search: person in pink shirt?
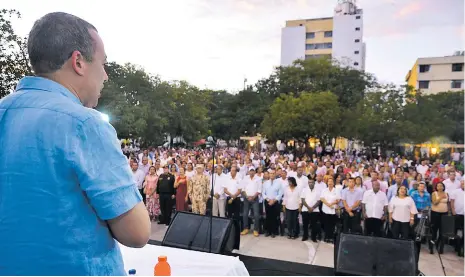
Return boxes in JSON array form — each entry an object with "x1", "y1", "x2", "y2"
[{"x1": 364, "y1": 172, "x2": 388, "y2": 193}]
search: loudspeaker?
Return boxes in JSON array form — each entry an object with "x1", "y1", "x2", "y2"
[
  {"x1": 162, "y1": 211, "x2": 238, "y2": 254},
  {"x1": 335, "y1": 233, "x2": 417, "y2": 276}
]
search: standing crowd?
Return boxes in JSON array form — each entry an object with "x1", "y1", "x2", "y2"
[{"x1": 127, "y1": 146, "x2": 464, "y2": 257}]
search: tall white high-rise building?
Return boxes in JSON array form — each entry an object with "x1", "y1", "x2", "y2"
[{"x1": 280, "y1": 0, "x2": 366, "y2": 70}]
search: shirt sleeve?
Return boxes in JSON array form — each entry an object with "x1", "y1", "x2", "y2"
[
  {"x1": 409, "y1": 197, "x2": 419, "y2": 214},
  {"x1": 388, "y1": 198, "x2": 395, "y2": 213},
  {"x1": 70, "y1": 115, "x2": 142, "y2": 221},
  {"x1": 362, "y1": 191, "x2": 368, "y2": 204}
]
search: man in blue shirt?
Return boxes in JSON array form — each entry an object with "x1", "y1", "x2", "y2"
[
  {"x1": 0, "y1": 12, "x2": 150, "y2": 275},
  {"x1": 262, "y1": 171, "x2": 283, "y2": 237}
]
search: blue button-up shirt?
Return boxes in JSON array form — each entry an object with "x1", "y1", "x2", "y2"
[
  {"x1": 410, "y1": 190, "x2": 431, "y2": 211},
  {"x1": 387, "y1": 184, "x2": 398, "y2": 202},
  {"x1": 0, "y1": 77, "x2": 142, "y2": 275},
  {"x1": 262, "y1": 179, "x2": 283, "y2": 201}
]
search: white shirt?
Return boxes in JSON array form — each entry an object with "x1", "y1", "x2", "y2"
[
  {"x1": 388, "y1": 196, "x2": 418, "y2": 223},
  {"x1": 320, "y1": 187, "x2": 340, "y2": 214},
  {"x1": 132, "y1": 169, "x2": 146, "y2": 189},
  {"x1": 301, "y1": 187, "x2": 320, "y2": 213},
  {"x1": 362, "y1": 189, "x2": 388, "y2": 219},
  {"x1": 295, "y1": 175, "x2": 309, "y2": 191},
  {"x1": 283, "y1": 186, "x2": 301, "y2": 210},
  {"x1": 350, "y1": 171, "x2": 360, "y2": 178},
  {"x1": 444, "y1": 178, "x2": 461, "y2": 193},
  {"x1": 287, "y1": 170, "x2": 297, "y2": 179},
  {"x1": 314, "y1": 181, "x2": 327, "y2": 196},
  {"x1": 241, "y1": 175, "x2": 262, "y2": 197},
  {"x1": 186, "y1": 170, "x2": 195, "y2": 179},
  {"x1": 211, "y1": 173, "x2": 227, "y2": 199},
  {"x1": 224, "y1": 174, "x2": 242, "y2": 197},
  {"x1": 451, "y1": 188, "x2": 464, "y2": 215},
  {"x1": 416, "y1": 164, "x2": 429, "y2": 176}
]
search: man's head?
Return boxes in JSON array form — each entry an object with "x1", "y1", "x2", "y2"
[
  {"x1": 348, "y1": 177, "x2": 355, "y2": 188},
  {"x1": 215, "y1": 165, "x2": 223, "y2": 175},
  {"x1": 131, "y1": 162, "x2": 138, "y2": 171},
  {"x1": 196, "y1": 164, "x2": 204, "y2": 174},
  {"x1": 163, "y1": 165, "x2": 169, "y2": 174},
  {"x1": 370, "y1": 171, "x2": 378, "y2": 181},
  {"x1": 418, "y1": 181, "x2": 426, "y2": 192},
  {"x1": 449, "y1": 171, "x2": 456, "y2": 181},
  {"x1": 230, "y1": 166, "x2": 237, "y2": 177},
  {"x1": 308, "y1": 179, "x2": 315, "y2": 190},
  {"x1": 28, "y1": 12, "x2": 108, "y2": 108},
  {"x1": 142, "y1": 156, "x2": 148, "y2": 165},
  {"x1": 316, "y1": 174, "x2": 323, "y2": 182},
  {"x1": 297, "y1": 166, "x2": 303, "y2": 176}
]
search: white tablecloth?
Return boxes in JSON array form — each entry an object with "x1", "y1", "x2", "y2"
[{"x1": 120, "y1": 244, "x2": 249, "y2": 276}]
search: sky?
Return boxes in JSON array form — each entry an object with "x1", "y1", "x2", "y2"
[{"x1": 4, "y1": 0, "x2": 464, "y2": 92}]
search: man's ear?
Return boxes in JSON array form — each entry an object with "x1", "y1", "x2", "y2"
[{"x1": 70, "y1": 50, "x2": 86, "y2": 76}]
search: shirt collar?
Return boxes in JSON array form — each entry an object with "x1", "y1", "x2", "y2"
[{"x1": 15, "y1": 76, "x2": 82, "y2": 106}]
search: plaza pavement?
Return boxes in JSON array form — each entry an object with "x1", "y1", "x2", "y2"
[{"x1": 150, "y1": 222, "x2": 464, "y2": 276}]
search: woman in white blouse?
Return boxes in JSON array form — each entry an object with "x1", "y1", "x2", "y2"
[
  {"x1": 389, "y1": 186, "x2": 418, "y2": 239},
  {"x1": 320, "y1": 177, "x2": 340, "y2": 243},
  {"x1": 282, "y1": 177, "x2": 300, "y2": 239}
]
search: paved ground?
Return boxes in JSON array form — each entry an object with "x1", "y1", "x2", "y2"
[{"x1": 150, "y1": 222, "x2": 464, "y2": 276}]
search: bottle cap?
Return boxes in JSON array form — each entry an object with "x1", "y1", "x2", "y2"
[
  {"x1": 158, "y1": 255, "x2": 167, "y2": 262},
  {"x1": 128, "y1": 269, "x2": 136, "y2": 275}
]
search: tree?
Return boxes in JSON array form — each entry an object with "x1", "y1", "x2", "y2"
[
  {"x1": 0, "y1": 9, "x2": 32, "y2": 98},
  {"x1": 261, "y1": 91, "x2": 341, "y2": 145},
  {"x1": 255, "y1": 58, "x2": 375, "y2": 108}
]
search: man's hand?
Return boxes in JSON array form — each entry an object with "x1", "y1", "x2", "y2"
[
  {"x1": 349, "y1": 211, "x2": 354, "y2": 217},
  {"x1": 309, "y1": 207, "x2": 313, "y2": 213},
  {"x1": 363, "y1": 213, "x2": 367, "y2": 220},
  {"x1": 214, "y1": 193, "x2": 220, "y2": 199},
  {"x1": 247, "y1": 196, "x2": 253, "y2": 201},
  {"x1": 228, "y1": 199, "x2": 233, "y2": 204},
  {"x1": 409, "y1": 218, "x2": 414, "y2": 226},
  {"x1": 381, "y1": 215, "x2": 386, "y2": 221},
  {"x1": 171, "y1": 195, "x2": 175, "y2": 199}
]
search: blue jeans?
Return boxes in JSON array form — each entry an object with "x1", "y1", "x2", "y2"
[{"x1": 243, "y1": 199, "x2": 260, "y2": 231}]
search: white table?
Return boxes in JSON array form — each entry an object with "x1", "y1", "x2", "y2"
[{"x1": 120, "y1": 243, "x2": 249, "y2": 276}]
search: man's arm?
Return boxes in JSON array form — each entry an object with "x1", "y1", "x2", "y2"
[{"x1": 72, "y1": 115, "x2": 150, "y2": 248}]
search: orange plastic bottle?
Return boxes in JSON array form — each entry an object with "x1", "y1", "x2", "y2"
[{"x1": 154, "y1": 255, "x2": 171, "y2": 276}]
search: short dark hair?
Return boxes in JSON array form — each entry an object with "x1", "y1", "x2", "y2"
[{"x1": 28, "y1": 12, "x2": 97, "y2": 75}]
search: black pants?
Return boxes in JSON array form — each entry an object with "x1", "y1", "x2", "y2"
[
  {"x1": 139, "y1": 188, "x2": 146, "y2": 204},
  {"x1": 159, "y1": 193, "x2": 173, "y2": 225},
  {"x1": 323, "y1": 213, "x2": 337, "y2": 240},
  {"x1": 391, "y1": 220, "x2": 410, "y2": 239},
  {"x1": 286, "y1": 209, "x2": 298, "y2": 237},
  {"x1": 302, "y1": 211, "x2": 321, "y2": 240},
  {"x1": 227, "y1": 197, "x2": 241, "y2": 249},
  {"x1": 364, "y1": 218, "x2": 383, "y2": 237},
  {"x1": 343, "y1": 211, "x2": 362, "y2": 234},
  {"x1": 431, "y1": 211, "x2": 447, "y2": 241},
  {"x1": 265, "y1": 201, "x2": 280, "y2": 235}
]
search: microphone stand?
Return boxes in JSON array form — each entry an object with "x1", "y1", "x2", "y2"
[{"x1": 208, "y1": 137, "x2": 216, "y2": 253}]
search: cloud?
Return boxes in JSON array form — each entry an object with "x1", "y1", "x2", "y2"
[{"x1": 394, "y1": 1, "x2": 423, "y2": 18}]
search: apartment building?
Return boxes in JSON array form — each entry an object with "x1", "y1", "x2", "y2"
[
  {"x1": 280, "y1": 0, "x2": 366, "y2": 70},
  {"x1": 405, "y1": 52, "x2": 465, "y2": 94}
]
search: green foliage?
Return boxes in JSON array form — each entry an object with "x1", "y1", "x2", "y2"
[
  {"x1": 0, "y1": 9, "x2": 32, "y2": 98},
  {"x1": 261, "y1": 92, "x2": 340, "y2": 142}
]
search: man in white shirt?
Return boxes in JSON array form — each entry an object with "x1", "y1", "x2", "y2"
[
  {"x1": 451, "y1": 180, "x2": 464, "y2": 256},
  {"x1": 444, "y1": 172, "x2": 461, "y2": 193},
  {"x1": 416, "y1": 159, "x2": 429, "y2": 176},
  {"x1": 295, "y1": 167, "x2": 309, "y2": 192},
  {"x1": 224, "y1": 166, "x2": 242, "y2": 220},
  {"x1": 316, "y1": 161, "x2": 327, "y2": 176},
  {"x1": 314, "y1": 174, "x2": 327, "y2": 196},
  {"x1": 301, "y1": 179, "x2": 321, "y2": 242},
  {"x1": 131, "y1": 161, "x2": 146, "y2": 204},
  {"x1": 362, "y1": 181, "x2": 388, "y2": 237},
  {"x1": 240, "y1": 167, "x2": 262, "y2": 237},
  {"x1": 211, "y1": 165, "x2": 227, "y2": 217}
]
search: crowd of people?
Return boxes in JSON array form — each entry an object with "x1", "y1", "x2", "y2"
[{"x1": 127, "y1": 146, "x2": 464, "y2": 257}]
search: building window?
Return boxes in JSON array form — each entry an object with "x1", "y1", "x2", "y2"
[
  {"x1": 419, "y1": 64, "x2": 430, "y2": 73},
  {"x1": 356, "y1": 15, "x2": 361, "y2": 19},
  {"x1": 306, "y1": 43, "x2": 332, "y2": 50},
  {"x1": 452, "y1": 63, "x2": 464, "y2": 72},
  {"x1": 355, "y1": 39, "x2": 360, "y2": 43},
  {"x1": 354, "y1": 62, "x2": 359, "y2": 66},
  {"x1": 451, "y1": 80, "x2": 463, "y2": 89},
  {"x1": 418, "y1": 81, "x2": 430, "y2": 89},
  {"x1": 306, "y1": 32, "x2": 315, "y2": 39},
  {"x1": 354, "y1": 50, "x2": 359, "y2": 54},
  {"x1": 324, "y1": 31, "x2": 333, "y2": 37},
  {"x1": 355, "y1": 27, "x2": 360, "y2": 31},
  {"x1": 306, "y1": 54, "x2": 331, "y2": 60}
]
